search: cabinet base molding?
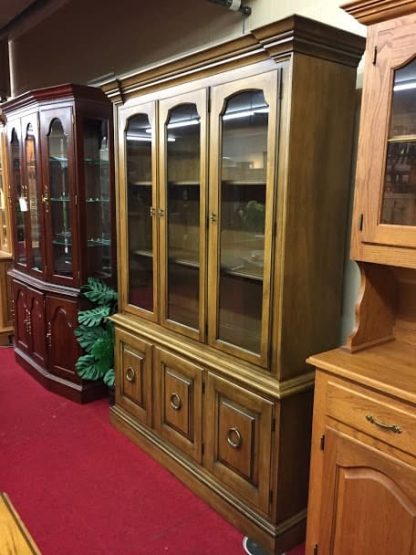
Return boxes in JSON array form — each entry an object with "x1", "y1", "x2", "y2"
[
  {"x1": 110, "y1": 404, "x2": 305, "y2": 555},
  {"x1": 15, "y1": 348, "x2": 107, "y2": 404}
]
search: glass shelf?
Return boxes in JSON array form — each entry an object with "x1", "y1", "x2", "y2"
[
  {"x1": 49, "y1": 156, "x2": 68, "y2": 164},
  {"x1": 85, "y1": 198, "x2": 110, "y2": 203},
  {"x1": 52, "y1": 239, "x2": 73, "y2": 247},
  {"x1": 50, "y1": 197, "x2": 70, "y2": 202},
  {"x1": 133, "y1": 249, "x2": 153, "y2": 258},
  {"x1": 128, "y1": 181, "x2": 152, "y2": 187},
  {"x1": 87, "y1": 238, "x2": 111, "y2": 247}
]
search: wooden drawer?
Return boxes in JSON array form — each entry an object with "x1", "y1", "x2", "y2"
[
  {"x1": 115, "y1": 328, "x2": 152, "y2": 426},
  {"x1": 205, "y1": 373, "x2": 274, "y2": 514},
  {"x1": 326, "y1": 379, "x2": 416, "y2": 457},
  {"x1": 154, "y1": 347, "x2": 203, "y2": 462}
]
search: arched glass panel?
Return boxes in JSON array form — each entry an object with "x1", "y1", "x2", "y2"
[
  {"x1": 25, "y1": 123, "x2": 42, "y2": 271},
  {"x1": 48, "y1": 119, "x2": 72, "y2": 276},
  {"x1": 166, "y1": 103, "x2": 200, "y2": 329},
  {"x1": 382, "y1": 58, "x2": 416, "y2": 225},
  {"x1": 11, "y1": 129, "x2": 26, "y2": 264},
  {"x1": 218, "y1": 90, "x2": 269, "y2": 353},
  {"x1": 83, "y1": 119, "x2": 112, "y2": 279},
  {"x1": 126, "y1": 114, "x2": 153, "y2": 311}
]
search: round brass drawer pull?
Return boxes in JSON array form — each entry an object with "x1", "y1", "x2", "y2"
[
  {"x1": 170, "y1": 393, "x2": 182, "y2": 411},
  {"x1": 125, "y1": 367, "x2": 136, "y2": 383},
  {"x1": 366, "y1": 414, "x2": 402, "y2": 434},
  {"x1": 227, "y1": 427, "x2": 242, "y2": 449}
]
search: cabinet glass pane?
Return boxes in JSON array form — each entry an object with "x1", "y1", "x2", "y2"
[
  {"x1": 84, "y1": 119, "x2": 112, "y2": 279},
  {"x1": 25, "y1": 124, "x2": 43, "y2": 271},
  {"x1": 0, "y1": 138, "x2": 9, "y2": 253},
  {"x1": 126, "y1": 114, "x2": 153, "y2": 311},
  {"x1": 166, "y1": 104, "x2": 200, "y2": 329},
  {"x1": 48, "y1": 119, "x2": 72, "y2": 276},
  {"x1": 381, "y1": 59, "x2": 416, "y2": 225},
  {"x1": 218, "y1": 90, "x2": 268, "y2": 353},
  {"x1": 11, "y1": 129, "x2": 26, "y2": 264}
]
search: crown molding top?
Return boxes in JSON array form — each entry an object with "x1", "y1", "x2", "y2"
[
  {"x1": 1, "y1": 82, "x2": 107, "y2": 114},
  {"x1": 343, "y1": 0, "x2": 416, "y2": 25},
  {"x1": 101, "y1": 15, "x2": 365, "y2": 104}
]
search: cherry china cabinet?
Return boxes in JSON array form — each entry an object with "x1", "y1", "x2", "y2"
[
  {"x1": 103, "y1": 16, "x2": 364, "y2": 554},
  {"x1": 0, "y1": 116, "x2": 13, "y2": 345},
  {"x1": 306, "y1": 2, "x2": 416, "y2": 554},
  {"x1": 3, "y1": 84, "x2": 115, "y2": 403}
]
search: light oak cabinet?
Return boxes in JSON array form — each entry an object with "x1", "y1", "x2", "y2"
[
  {"x1": 0, "y1": 119, "x2": 13, "y2": 345},
  {"x1": 3, "y1": 84, "x2": 116, "y2": 402},
  {"x1": 306, "y1": 3, "x2": 416, "y2": 554},
  {"x1": 106, "y1": 16, "x2": 364, "y2": 554}
]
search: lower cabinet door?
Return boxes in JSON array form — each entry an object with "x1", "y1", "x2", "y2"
[
  {"x1": 45, "y1": 295, "x2": 80, "y2": 380},
  {"x1": 26, "y1": 286, "x2": 47, "y2": 368},
  {"x1": 13, "y1": 281, "x2": 29, "y2": 354},
  {"x1": 115, "y1": 328, "x2": 152, "y2": 426},
  {"x1": 205, "y1": 373, "x2": 274, "y2": 514},
  {"x1": 154, "y1": 347, "x2": 203, "y2": 463},
  {"x1": 320, "y1": 428, "x2": 416, "y2": 555}
]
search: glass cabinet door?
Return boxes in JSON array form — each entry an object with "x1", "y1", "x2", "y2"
[
  {"x1": 208, "y1": 72, "x2": 279, "y2": 367},
  {"x1": 159, "y1": 90, "x2": 207, "y2": 340},
  {"x1": 83, "y1": 118, "x2": 113, "y2": 280},
  {"x1": 9, "y1": 124, "x2": 27, "y2": 268},
  {"x1": 121, "y1": 103, "x2": 157, "y2": 319},
  {"x1": 0, "y1": 124, "x2": 11, "y2": 255},
  {"x1": 362, "y1": 26, "x2": 416, "y2": 248},
  {"x1": 23, "y1": 116, "x2": 43, "y2": 275},
  {"x1": 41, "y1": 108, "x2": 77, "y2": 284}
]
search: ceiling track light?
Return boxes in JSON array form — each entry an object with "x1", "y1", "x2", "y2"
[{"x1": 207, "y1": 0, "x2": 251, "y2": 17}]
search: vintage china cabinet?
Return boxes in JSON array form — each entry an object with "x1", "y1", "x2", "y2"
[
  {"x1": 0, "y1": 115, "x2": 13, "y2": 345},
  {"x1": 2, "y1": 84, "x2": 115, "y2": 403},
  {"x1": 306, "y1": 2, "x2": 416, "y2": 554},
  {"x1": 103, "y1": 16, "x2": 364, "y2": 554}
]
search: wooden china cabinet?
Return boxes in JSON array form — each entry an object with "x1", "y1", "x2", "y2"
[
  {"x1": 2, "y1": 84, "x2": 115, "y2": 402},
  {"x1": 0, "y1": 116, "x2": 13, "y2": 345},
  {"x1": 103, "y1": 16, "x2": 364, "y2": 555},
  {"x1": 306, "y1": 2, "x2": 416, "y2": 554}
]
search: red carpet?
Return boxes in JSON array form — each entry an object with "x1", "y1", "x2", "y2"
[{"x1": 0, "y1": 346, "x2": 305, "y2": 554}]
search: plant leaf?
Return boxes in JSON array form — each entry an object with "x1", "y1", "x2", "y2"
[
  {"x1": 103, "y1": 368, "x2": 115, "y2": 388},
  {"x1": 74, "y1": 325, "x2": 108, "y2": 352},
  {"x1": 78, "y1": 305, "x2": 111, "y2": 327},
  {"x1": 75, "y1": 353, "x2": 105, "y2": 381},
  {"x1": 91, "y1": 336, "x2": 114, "y2": 372},
  {"x1": 81, "y1": 278, "x2": 117, "y2": 306}
]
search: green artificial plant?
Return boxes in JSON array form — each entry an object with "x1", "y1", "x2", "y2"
[{"x1": 74, "y1": 278, "x2": 118, "y2": 388}]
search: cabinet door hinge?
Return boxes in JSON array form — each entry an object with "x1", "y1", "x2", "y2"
[
  {"x1": 278, "y1": 67, "x2": 283, "y2": 100},
  {"x1": 74, "y1": 194, "x2": 78, "y2": 206},
  {"x1": 313, "y1": 544, "x2": 319, "y2": 555},
  {"x1": 207, "y1": 89, "x2": 211, "y2": 113},
  {"x1": 320, "y1": 434, "x2": 325, "y2": 451},
  {"x1": 372, "y1": 46, "x2": 378, "y2": 65},
  {"x1": 202, "y1": 443, "x2": 205, "y2": 456},
  {"x1": 71, "y1": 111, "x2": 75, "y2": 125},
  {"x1": 269, "y1": 490, "x2": 273, "y2": 504},
  {"x1": 358, "y1": 213, "x2": 364, "y2": 231},
  {"x1": 272, "y1": 417, "x2": 276, "y2": 432},
  {"x1": 202, "y1": 382, "x2": 205, "y2": 395}
]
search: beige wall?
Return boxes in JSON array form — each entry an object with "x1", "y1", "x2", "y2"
[{"x1": 7, "y1": 0, "x2": 365, "y2": 342}]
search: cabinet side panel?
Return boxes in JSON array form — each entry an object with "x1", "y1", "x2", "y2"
[{"x1": 278, "y1": 54, "x2": 359, "y2": 379}]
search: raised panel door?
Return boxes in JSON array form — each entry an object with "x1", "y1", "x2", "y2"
[
  {"x1": 41, "y1": 108, "x2": 79, "y2": 286},
  {"x1": 205, "y1": 372, "x2": 273, "y2": 513},
  {"x1": 359, "y1": 16, "x2": 416, "y2": 248},
  {"x1": 208, "y1": 71, "x2": 279, "y2": 367},
  {"x1": 154, "y1": 347, "x2": 203, "y2": 462},
  {"x1": 26, "y1": 287, "x2": 46, "y2": 368},
  {"x1": 320, "y1": 428, "x2": 416, "y2": 554},
  {"x1": 45, "y1": 295, "x2": 80, "y2": 379},
  {"x1": 159, "y1": 90, "x2": 207, "y2": 341},
  {"x1": 116, "y1": 328, "x2": 153, "y2": 425},
  {"x1": 12, "y1": 280, "x2": 29, "y2": 353}
]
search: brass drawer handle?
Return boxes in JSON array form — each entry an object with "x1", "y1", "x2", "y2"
[
  {"x1": 227, "y1": 427, "x2": 242, "y2": 449},
  {"x1": 366, "y1": 414, "x2": 403, "y2": 434},
  {"x1": 209, "y1": 212, "x2": 217, "y2": 223},
  {"x1": 125, "y1": 367, "x2": 136, "y2": 383},
  {"x1": 170, "y1": 393, "x2": 182, "y2": 411}
]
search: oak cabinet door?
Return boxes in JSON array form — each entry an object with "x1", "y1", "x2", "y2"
[
  {"x1": 320, "y1": 428, "x2": 416, "y2": 555},
  {"x1": 13, "y1": 281, "x2": 29, "y2": 353},
  {"x1": 115, "y1": 328, "x2": 153, "y2": 426},
  {"x1": 26, "y1": 286, "x2": 46, "y2": 368},
  {"x1": 204, "y1": 372, "x2": 274, "y2": 513},
  {"x1": 45, "y1": 295, "x2": 80, "y2": 379},
  {"x1": 154, "y1": 347, "x2": 203, "y2": 462}
]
